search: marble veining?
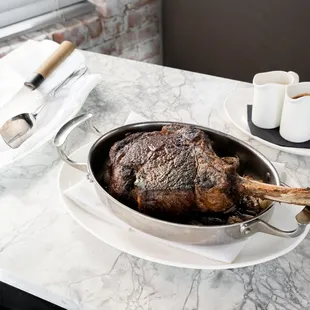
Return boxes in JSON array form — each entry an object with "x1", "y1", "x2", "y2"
[{"x1": 0, "y1": 51, "x2": 309, "y2": 310}]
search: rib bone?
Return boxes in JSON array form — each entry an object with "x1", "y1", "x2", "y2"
[{"x1": 240, "y1": 177, "x2": 310, "y2": 206}]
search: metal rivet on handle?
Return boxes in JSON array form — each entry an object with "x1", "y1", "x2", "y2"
[
  {"x1": 241, "y1": 225, "x2": 252, "y2": 235},
  {"x1": 243, "y1": 228, "x2": 251, "y2": 235},
  {"x1": 87, "y1": 173, "x2": 94, "y2": 183}
]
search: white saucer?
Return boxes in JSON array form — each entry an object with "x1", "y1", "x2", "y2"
[
  {"x1": 224, "y1": 87, "x2": 310, "y2": 156},
  {"x1": 58, "y1": 143, "x2": 310, "y2": 270}
]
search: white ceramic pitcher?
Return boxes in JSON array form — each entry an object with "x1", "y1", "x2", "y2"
[
  {"x1": 252, "y1": 71, "x2": 299, "y2": 129},
  {"x1": 280, "y1": 82, "x2": 310, "y2": 143}
]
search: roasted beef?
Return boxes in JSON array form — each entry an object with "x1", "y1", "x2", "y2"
[
  {"x1": 109, "y1": 124, "x2": 241, "y2": 216},
  {"x1": 108, "y1": 124, "x2": 310, "y2": 220}
]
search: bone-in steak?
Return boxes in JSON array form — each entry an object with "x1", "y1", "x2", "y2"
[
  {"x1": 108, "y1": 124, "x2": 310, "y2": 224},
  {"x1": 108, "y1": 124, "x2": 241, "y2": 217}
]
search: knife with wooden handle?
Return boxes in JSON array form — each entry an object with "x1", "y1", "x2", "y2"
[{"x1": 24, "y1": 41, "x2": 76, "y2": 90}]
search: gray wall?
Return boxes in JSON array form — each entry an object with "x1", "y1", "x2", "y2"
[{"x1": 162, "y1": 1, "x2": 310, "y2": 82}]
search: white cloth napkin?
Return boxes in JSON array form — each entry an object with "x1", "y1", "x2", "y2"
[
  {"x1": 0, "y1": 40, "x2": 101, "y2": 166},
  {"x1": 64, "y1": 112, "x2": 285, "y2": 263},
  {"x1": 0, "y1": 40, "x2": 85, "y2": 101}
]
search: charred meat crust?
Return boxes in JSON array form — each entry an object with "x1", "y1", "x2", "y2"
[{"x1": 108, "y1": 124, "x2": 261, "y2": 224}]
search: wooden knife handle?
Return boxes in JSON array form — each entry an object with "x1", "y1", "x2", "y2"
[{"x1": 25, "y1": 41, "x2": 76, "y2": 90}]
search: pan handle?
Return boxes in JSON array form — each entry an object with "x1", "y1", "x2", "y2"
[
  {"x1": 240, "y1": 206, "x2": 310, "y2": 238},
  {"x1": 54, "y1": 113, "x2": 94, "y2": 173}
]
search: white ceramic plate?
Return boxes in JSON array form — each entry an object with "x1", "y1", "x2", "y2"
[
  {"x1": 58, "y1": 143, "x2": 309, "y2": 270},
  {"x1": 224, "y1": 87, "x2": 310, "y2": 156},
  {"x1": 0, "y1": 40, "x2": 100, "y2": 169}
]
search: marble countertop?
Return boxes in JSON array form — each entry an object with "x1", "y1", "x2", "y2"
[{"x1": 0, "y1": 51, "x2": 310, "y2": 310}]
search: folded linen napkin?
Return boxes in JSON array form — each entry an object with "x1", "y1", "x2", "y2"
[
  {"x1": 64, "y1": 112, "x2": 285, "y2": 263},
  {"x1": 0, "y1": 40, "x2": 85, "y2": 101},
  {"x1": 0, "y1": 40, "x2": 101, "y2": 167}
]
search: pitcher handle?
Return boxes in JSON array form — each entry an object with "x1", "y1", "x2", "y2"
[{"x1": 288, "y1": 71, "x2": 299, "y2": 84}]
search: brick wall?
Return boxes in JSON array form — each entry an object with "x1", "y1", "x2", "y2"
[{"x1": 0, "y1": 0, "x2": 162, "y2": 64}]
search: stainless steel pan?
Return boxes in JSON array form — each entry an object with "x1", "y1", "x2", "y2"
[{"x1": 54, "y1": 114, "x2": 310, "y2": 245}]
